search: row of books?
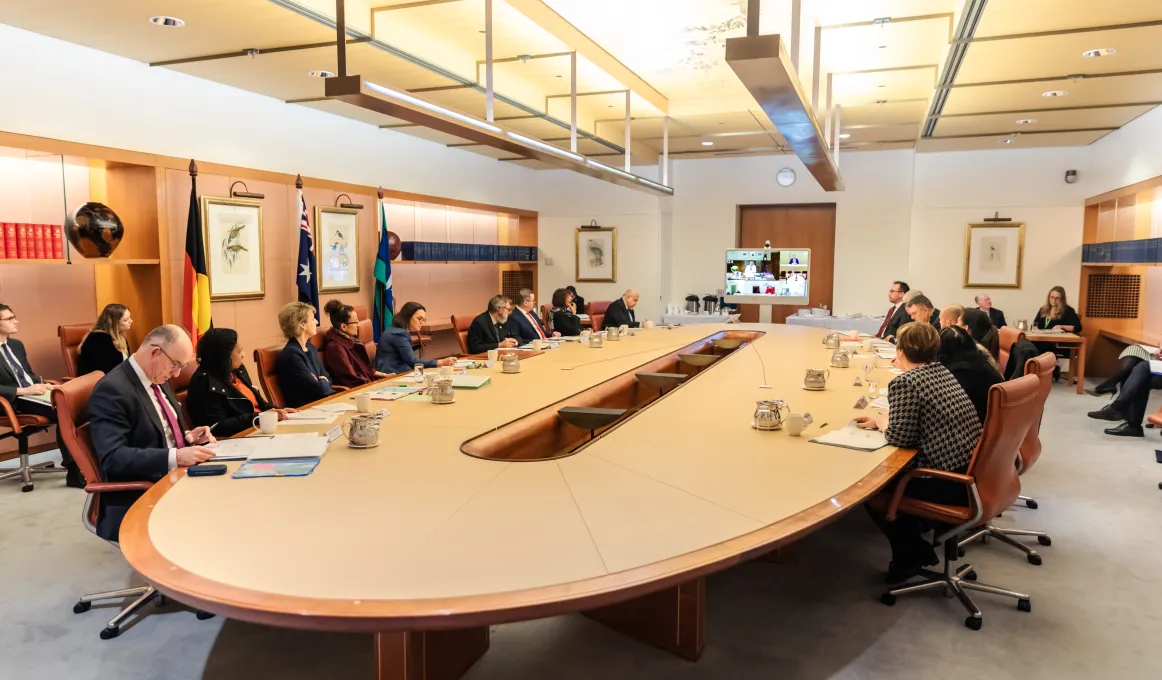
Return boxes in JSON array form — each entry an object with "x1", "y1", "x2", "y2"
[
  {"x1": 1082, "y1": 239, "x2": 1162, "y2": 264},
  {"x1": 399, "y1": 242, "x2": 538, "y2": 262},
  {"x1": 1, "y1": 223, "x2": 65, "y2": 260}
]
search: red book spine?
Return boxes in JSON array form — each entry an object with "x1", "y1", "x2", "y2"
[
  {"x1": 52, "y1": 225, "x2": 63, "y2": 259},
  {"x1": 16, "y1": 224, "x2": 28, "y2": 259},
  {"x1": 33, "y1": 224, "x2": 45, "y2": 259},
  {"x1": 0, "y1": 224, "x2": 6, "y2": 259},
  {"x1": 4, "y1": 223, "x2": 15, "y2": 259}
]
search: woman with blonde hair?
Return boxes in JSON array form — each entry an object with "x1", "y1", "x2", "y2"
[
  {"x1": 274, "y1": 302, "x2": 334, "y2": 407},
  {"x1": 77, "y1": 303, "x2": 133, "y2": 376},
  {"x1": 1032, "y1": 285, "x2": 1082, "y2": 380}
]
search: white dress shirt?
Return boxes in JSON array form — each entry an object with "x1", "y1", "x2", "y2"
[
  {"x1": 128, "y1": 356, "x2": 178, "y2": 471},
  {"x1": 0, "y1": 340, "x2": 34, "y2": 386},
  {"x1": 519, "y1": 307, "x2": 547, "y2": 339}
]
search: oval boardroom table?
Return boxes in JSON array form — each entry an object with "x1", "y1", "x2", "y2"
[{"x1": 120, "y1": 324, "x2": 913, "y2": 680}]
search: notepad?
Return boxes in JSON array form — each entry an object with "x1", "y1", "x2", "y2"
[
  {"x1": 231, "y1": 458, "x2": 321, "y2": 479},
  {"x1": 811, "y1": 426, "x2": 888, "y2": 452},
  {"x1": 17, "y1": 392, "x2": 52, "y2": 407},
  {"x1": 1151, "y1": 360, "x2": 1162, "y2": 376},
  {"x1": 449, "y1": 374, "x2": 491, "y2": 389},
  {"x1": 370, "y1": 385, "x2": 420, "y2": 400},
  {"x1": 208, "y1": 433, "x2": 329, "y2": 461}
]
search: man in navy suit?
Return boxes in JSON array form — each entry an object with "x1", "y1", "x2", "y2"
[{"x1": 509, "y1": 289, "x2": 560, "y2": 345}]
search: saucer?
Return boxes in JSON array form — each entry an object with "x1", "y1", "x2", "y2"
[
  {"x1": 502, "y1": 369, "x2": 522, "y2": 374},
  {"x1": 801, "y1": 384, "x2": 826, "y2": 391},
  {"x1": 431, "y1": 397, "x2": 456, "y2": 405},
  {"x1": 751, "y1": 422, "x2": 783, "y2": 431},
  {"x1": 347, "y1": 442, "x2": 378, "y2": 449}
]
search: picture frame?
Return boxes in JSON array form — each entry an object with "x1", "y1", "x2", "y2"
[
  {"x1": 201, "y1": 196, "x2": 265, "y2": 301},
  {"x1": 575, "y1": 226, "x2": 617, "y2": 283},
  {"x1": 314, "y1": 206, "x2": 360, "y2": 293},
  {"x1": 963, "y1": 222, "x2": 1025, "y2": 289}
]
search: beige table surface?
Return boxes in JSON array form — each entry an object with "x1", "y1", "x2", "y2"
[{"x1": 123, "y1": 323, "x2": 908, "y2": 627}]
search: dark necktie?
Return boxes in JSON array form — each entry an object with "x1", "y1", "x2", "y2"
[
  {"x1": 2, "y1": 344, "x2": 32, "y2": 388},
  {"x1": 876, "y1": 306, "x2": 895, "y2": 338},
  {"x1": 150, "y1": 383, "x2": 187, "y2": 447}
]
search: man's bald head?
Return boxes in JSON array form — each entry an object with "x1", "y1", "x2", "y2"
[
  {"x1": 623, "y1": 289, "x2": 640, "y2": 309},
  {"x1": 134, "y1": 324, "x2": 193, "y2": 385}
]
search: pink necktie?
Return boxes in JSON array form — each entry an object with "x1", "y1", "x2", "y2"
[{"x1": 150, "y1": 383, "x2": 187, "y2": 447}]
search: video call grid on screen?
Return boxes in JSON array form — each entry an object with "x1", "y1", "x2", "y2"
[{"x1": 724, "y1": 248, "x2": 811, "y2": 305}]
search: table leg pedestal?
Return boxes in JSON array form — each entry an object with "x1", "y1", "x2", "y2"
[
  {"x1": 583, "y1": 576, "x2": 705, "y2": 661},
  {"x1": 375, "y1": 626, "x2": 490, "y2": 680}
]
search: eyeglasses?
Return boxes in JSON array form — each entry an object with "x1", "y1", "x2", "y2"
[
  {"x1": 153, "y1": 344, "x2": 188, "y2": 371},
  {"x1": 0, "y1": 315, "x2": 16, "y2": 322}
]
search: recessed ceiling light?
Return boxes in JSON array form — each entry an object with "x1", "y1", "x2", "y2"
[
  {"x1": 839, "y1": 133, "x2": 851, "y2": 139},
  {"x1": 1042, "y1": 90, "x2": 1068, "y2": 97},
  {"x1": 148, "y1": 15, "x2": 185, "y2": 27},
  {"x1": 701, "y1": 141, "x2": 714, "y2": 146},
  {"x1": 999, "y1": 139, "x2": 1014, "y2": 144},
  {"x1": 1082, "y1": 48, "x2": 1116, "y2": 58},
  {"x1": 308, "y1": 70, "x2": 335, "y2": 78},
  {"x1": 1015, "y1": 118, "x2": 1037, "y2": 125}
]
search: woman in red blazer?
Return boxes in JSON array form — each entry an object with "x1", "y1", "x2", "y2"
[{"x1": 321, "y1": 300, "x2": 389, "y2": 388}]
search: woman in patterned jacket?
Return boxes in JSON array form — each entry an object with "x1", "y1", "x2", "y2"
[{"x1": 856, "y1": 321, "x2": 984, "y2": 583}]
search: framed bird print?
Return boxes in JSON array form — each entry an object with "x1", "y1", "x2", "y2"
[
  {"x1": 963, "y1": 222, "x2": 1025, "y2": 288},
  {"x1": 314, "y1": 206, "x2": 360, "y2": 292},
  {"x1": 201, "y1": 196, "x2": 265, "y2": 301},
  {"x1": 575, "y1": 226, "x2": 616, "y2": 283}
]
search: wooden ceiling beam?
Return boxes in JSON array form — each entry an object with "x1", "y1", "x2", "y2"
[
  {"x1": 961, "y1": 19, "x2": 1162, "y2": 44},
  {"x1": 149, "y1": 37, "x2": 370, "y2": 67},
  {"x1": 931, "y1": 101, "x2": 1162, "y2": 119},
  {"x1": 949, "y1": 68, "x2": 1162, "y2": 89}
]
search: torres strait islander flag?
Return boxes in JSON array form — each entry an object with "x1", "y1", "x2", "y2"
[{"x1": 181, "y1": 173, "x2": 212, "y2": 345}]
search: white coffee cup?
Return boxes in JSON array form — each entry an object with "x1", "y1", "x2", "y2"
[
  {"x1": 439, "y1": 365, "x2": 453, "y2": 377},
  {"x1": 252, "y1": 411, "x2": 278, "y2": 434},
  {"x1": 620, "y1": 324, "x2": 629, "y2": 333},
  {"x1": 487, "y1": 349, "x2": 499, "y2": 363},
  {"x1": 354, "y1": 393, "x2": 371, "y2": 413},
  {"x1": 643, "y1": 320, "x2": 655, "y2": 329},
  {"x1": 862, "y1": 338, "x2": 875, "y2": 352},
  {"x1": 581, "y1": 330, "x2": 592, "y2": 339},
  {"x1": 786, "y1": 413, "x2": 806, "y2": 436},
  {"x1": 532, "y1": 339, "x2": 543, "y2": 350}
]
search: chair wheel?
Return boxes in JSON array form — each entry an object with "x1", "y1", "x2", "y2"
[
  {"x1": 1027, "y1": 553, "x2": 1043, "y2": 566},
  {"x1": 1025, "y1": 499, "x2": 1038, "y2": 509},
  {"x1": 1037, "y1": 535, "x2": 1052, "y2": 546},
  {"x1": 154, "y1": 594, "x2": 167, "y2": 607},
  {"x1": 962, "y1": 570, "x2": 977, "y2": 581},
  {"x1": 73, "y1": 601, "x2": 91, "y2": 614},
  {"x1": 99, "y1": 626, "x2": 120, "y2": 640},
  {"x1": 879, "y1": 593, "x2": 896, "y2": 606},
  {"x1": 1018, "y1": 598, "x2": 1032, "y2": 613},
  {"x1": 965, "y1": 616, "x2": 982, "y2": 631},
  {"x1": 957, "y1": 547, "x2": 966, "y2": 558},
  {"x1": 21, "y1": 484, "x2": 32, "y2": 492},
  {"x1": 195, "y1": 610, "x2": 215, "y2": 620}
]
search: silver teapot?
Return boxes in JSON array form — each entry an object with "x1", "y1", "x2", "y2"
[
  {"x1": 830, "y1": 349, "x2": 851, "y2": 368},
  {"x1": 607, "y1": 326, "x2": 621, "y2": 341},
  {"x1": 589, "y1": 333, "x2": 604, "y2": 348},
  {"x1": 501, "y1": 353, "x2": 521, "y2": 373},
  {"x1": 753, "y1": 399, "x2": 790, "y2": 431},
  {"x1": 430, "y1": 377, "x2": 456, "y2": 404},
  {"x1": 804, "y1": 368, "x2": 830, "y2": 390},
  {"x1": 343, "y1": 410, "x2": 385, "y2": 447},
  {"x1": 1015, "y1": 319, "x2": 1030, "y2": 332},
  {"x1": 822, "y1": 332, "x2": 841, "y2": 349}
]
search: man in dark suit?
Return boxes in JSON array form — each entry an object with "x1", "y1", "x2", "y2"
[
  {"x1": 602, "y1": 289, "x2": 641, "y2": 329},
  {"x1": 467, "y1": 295, "x2": 519, "y2": 354},
  {"x1": 89, "y1": 325, "x2": 217, "y2": 541},
  {"x1": 905, "y1": 294, "x2": 941, "y2": 330},
  {"x1": 974, "y1": 294, "x2": 1007, "y2": 328},
  {"x1": 877, "y1": 281, "x2": 911, "y2": 340},
  {"x1": 0, "y1": 303, "x2": 84, "y2": 487},
  {"x1": 509, "y1": 289, "x2": 560, "y2": 345}
]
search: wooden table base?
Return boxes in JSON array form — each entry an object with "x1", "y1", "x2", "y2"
[
  {"x1": 375, "y1": 626, "x2": 490, "y2": 680},
  {"x1": 583, "y1": 576, "x2": 705, "y2": 661}
]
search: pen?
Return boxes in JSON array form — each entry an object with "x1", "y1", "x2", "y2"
[{"x1": 817, "y1": 422, "x2": 828, "y2": 429}]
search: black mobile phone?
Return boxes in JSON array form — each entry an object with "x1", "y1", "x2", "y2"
[
  {"x1": 1155, "y1": 450, "x2": 1162, "y2": 465},
  {"x1": 188, "y1": 464, "x2": 227, "y2": 477}
]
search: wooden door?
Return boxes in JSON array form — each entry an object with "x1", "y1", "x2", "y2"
[{"x1": 737, "y1": 204, "x2": 836, "y2": 323}]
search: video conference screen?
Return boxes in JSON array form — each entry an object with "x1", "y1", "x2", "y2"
[{"x1": 725, "y1": 249, "x2": 810, "y2": 298}]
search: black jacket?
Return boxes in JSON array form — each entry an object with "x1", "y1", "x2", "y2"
[
  {"x1": 1004, "y1": 337, "x2": 1040, "y2": 381},
  {"x1": 944, "y1": 355, "x2": 1004, "y2": 425},
  {"x1": 0, "y1": 338, "x2": 42, "y2": 403},
  {"x1": 980, "y1": 307, "x2": 1007, "y2": 328},
  {"x1": 467, "y1": 311, "x2": 515, "y2": 354},
  {"x1": 881, "y1": 304, "x2": 911, "y2": 340},
  {"x1": 89, "y1": 360, "x2": 182, "y2": 541},
  {"x1": 77, "y1": 331, "x2": 127, "y2": 377},
  {"x1": 1033, "y1": 305, "x2": 1082, "y2": 334},
  {"x1": 551, "y1": 309, "x2": 582, "y2": 336},
  {"x1": 275, "y1": 339, "x2": 334, "y2": 408},
  {"x1": 509, "y1": 308, "x2": 551, "y2": 344},
  {"x1": 186, "y1": 364, "x2": 272, "y2": 439},
  {"x1": 602, "y1": 298, "x2": 639, "y2": 329}
]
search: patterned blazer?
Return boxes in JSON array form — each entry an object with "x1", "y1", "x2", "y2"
[{"x1": 885, "y1": 362, "x2": 982, "y2": 472}]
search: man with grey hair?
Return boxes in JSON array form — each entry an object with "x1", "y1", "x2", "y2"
[
  {"x1": 89, "y1": 324, "x2": 217, "y2": 541},
  {"x1": 467, "y1": 295, "x2": 519, "y2": 354},
  {"x1": 974, "y1": 293, "x2": 1007, "y2": 328},
  {"x1": 509, "y1": 288, "x2": 560, "y2": 344},
  {"x1": 602, "y1": 288, "x2": 641, "y2": 329}
]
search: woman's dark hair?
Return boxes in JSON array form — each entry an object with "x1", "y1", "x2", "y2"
[
  {"x1": 324, "y1": 299, "x2": 355, "y2": 330},
  {"x1": 961, "y1": 309, "x2": 999, "y2": 360},
  {"x1": 937, "y1": 326, "x2": 980, "y2": 364},
  {"x1": 551, "y1": 288, "x2": 570, "y2": 308},
  {"x1": 565, "y1": 285, "x2": 578, "y2": 295},
  {"x1": 393, "y1": 301, "x2": 426, "y2": 330},
  {"x1": 196, "y1": 327, "x2": 239, "y2": 382}
]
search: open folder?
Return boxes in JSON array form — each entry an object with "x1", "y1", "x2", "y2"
[
  {"x1": 206, "y1": 433, "x2": 329, "y2": 461},
  {"x1": 810, "y1": 425, "x2": 888, "y2": 452}
]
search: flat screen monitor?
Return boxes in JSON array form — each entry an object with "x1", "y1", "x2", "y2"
[{"x1": 723, "y1": 248, "x2": 810, "y2": 305}]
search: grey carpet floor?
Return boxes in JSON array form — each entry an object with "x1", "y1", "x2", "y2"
[{"x1": 3, "y1": 382, "x2": 1162, "y2": 680}]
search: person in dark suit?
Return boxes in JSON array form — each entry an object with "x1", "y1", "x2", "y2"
[
  {"x1": 77, "y1": 303, "x2": 133, "y2": 377},
  {"x1": 275, "y1": 302, "x2": 334, "y2": 408},
  {"x1": 905, "y1": 294, "x2": 941, "y2": 330},
  {"x1": 549, "y1": 288, "x2": 582, "y2": 337},
  {"x1": 0, "y1": 303, "x2": 84, "y2": 487},
  {"x1": 602, "y1": 289, "x2": 641, "y2": 329},
  {"x1": 1089, "y1": 360, "x2": 1162, "y2": 437},
  {"x1": 321, "y1": 300, "x2": 388, "y2": 388},
  {"x1": 938, "y1": 326, "x2": 1004, "y2": 425},
  {"x1": 566, "y1": 286, "x2": 585, "y2": 320},
  {"x1": 877, "y1": 281, "x2": 910, "y2": 340},
  {"x1": 509, "y1": 289, "x2": 560, "y2": 345},
  {"x1": 375, "y1": 301, "x2": 458, "y2": 374},
  {"x1": 468, "y1": 296, "x2": 518, "y2": 354},
  {"x1": 186, "y1": 327, "x2": 294, "y2": 439},
  {"x1": 974, "y1": 294, "x2": 1007, "y2": 328},
  {"x1": 89, "y1": 325, "x2": 217, "y2": 541}
]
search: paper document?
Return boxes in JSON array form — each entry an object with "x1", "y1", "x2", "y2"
[
  {"x1": 811, "y1": 425, "x2": 889, "y2": 452},
  {"x1": 207, "y1": 433, "x2": 329, "y2": 461},
  {"x1": 869, "y1": 396, "x2": 890, "y2": 410},
  {"x1": 1151, "y1": 360, "x2": 1162, "y2": 375},
  {"x1": 371, "y1": 385, "x2": 420, "y2": 401},
  {"x1": 450, "y1": 374, "x2": 491, "y2": 389},
  {"x1": 312, "y1": 403, "x2": 356, "y2": 413},
  {"x1": 18, "y1": 392, "x2": 53, "y2": 407},
  {"x1": 279, "y1": 408, "x2": 340, "y2": 426}
]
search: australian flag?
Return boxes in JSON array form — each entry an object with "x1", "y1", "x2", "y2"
[{"x1": 296, "y1": 188, "x2": 320, "y2": 318}]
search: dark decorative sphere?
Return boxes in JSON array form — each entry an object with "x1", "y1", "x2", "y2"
[
  {"x1": 387, "y1": 231, "x2": 402, "y2": 260},
  {"x1": 66, "y1": 202, "x2": 124, "y2": 259}
]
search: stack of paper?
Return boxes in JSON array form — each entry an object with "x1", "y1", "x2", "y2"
[
  {"x1": 811, "y1": 426, "x2": 888, "y2": 452},
  {"x1": 18, "y1": 391, "x2": 53, "y2": 407},
  {"x1": 207, "y1": 433, "x2": 329, "y2": 461},
  {"x1": 281, "y1": 406, "x2": 346, "y2": 425},
  {"x1": 371, "y1": 385, "x2": 420, "y2": 400}
]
